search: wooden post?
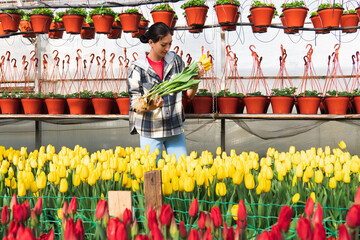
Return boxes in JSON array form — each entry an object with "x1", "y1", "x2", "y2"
[
  {"x1": 144, "y1": 170, "x2": 163, "y2": 217},
  {"x1": 108, "y1": 191, "x2": 132, "y2": 220}
]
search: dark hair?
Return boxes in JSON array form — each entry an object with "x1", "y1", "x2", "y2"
[{"x1": 139, "y1": 22, "x2": 172, "y2": 44}]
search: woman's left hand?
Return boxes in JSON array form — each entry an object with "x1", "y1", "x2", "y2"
[{"x1": 197, "y1": 62, "x2": 206, "y2": 78}]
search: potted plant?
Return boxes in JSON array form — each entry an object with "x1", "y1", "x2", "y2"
[
  {"x1": 132, "y1": 15, "x2": 149, "y2": 38},
  {"x1": 181, "y1": 0, "x2": 208, "y2": 33},
  {"x1": 280, "y1": 13, "x2": 298, "y2": 34},
  {"x1": 0, "y1": 90, "x2": 20, "y2": 114},
  {"x1": 151, "y1": 3, "x2": 175, "y2": 28},
  {"x1": 44, "y1": 92, "x2": 66, "y2": 114},
  {"x1": 317, "y1": 3, "x2": 343, "y2": 28},
  {"x1": 340, "y1": 10, "x2": 359, "y2": 33},
  {"x1": 310, "y1": 11, "x2": 330, "y2": 34},
  {"x1": 0, "y1": 9, "x2": 24, "y2": 32},
  {"x1": 170, "y1": 14, "x2": 178, "y2": 34},
  {"x1": 20, "y1": 92, "x2": 44, "y2": 114},
  {"x1": 214, "y1": 0, "x2": 240, "y2": 30},
  {"x1": 270, "y1": 87, "x2": 296, "y2": 114},
  {"x1": 296, "y1": 90, "x2": 322, "y2": 114},
  {"x1": 352, "y1": 88, "x2": 360, "y2": 113},
  {"x1": 91, "y1": 91, "x2": 115, "y2": 115},
  {"x1": 19, "y1": 13, "x2": 36, "y2": 38},
  {"x1": 281, "y1": 1, "x2": 308, "y2": 28},
  {"x1": 48, "y1": 12, "x2": 65, "y2": 39},
  {"x1": 216, "y1": 89, "x2": 240, "y2": 114},
  {"x1": 250, "y1": 1, "x2": 276, "y2": 27},
  {"x1": 66, "y1": 90, "x2": 92, "y2": 115},
  {"x1": 116, "y1": 91, "x2": 130, "y2": 115},
  {"x1": 107, "y1": 14, "x2": 122, "y2": 39},
  {"x1": 192, "y1": 89, "x2": 213, "y2": 114},
  {"x1": 244, "y1": 91, "x2": 269, "y2": 114},
  {"x1": 30, "y1": 8, "x2": 54, "y2": 34},
  {"x1": 118, "y1": 8, "x2": 142, "y2": 33},
  {"x1": 81, "y1": 15, "x2": 95, "y2": 39},
  {"x1": 324, "y1": 90, "x2": 351, "y2": 114},
  {"x1": 62, "y1": 8, "x2": 87, "y2": 34},
  {"x1": 248, "y1": 14, "x2": 267, "y2": 33},
  {"x1": 89, "y1": 7, "x2": 116, "y2": 34}
]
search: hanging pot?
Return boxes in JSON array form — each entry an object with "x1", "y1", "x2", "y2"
[
  {"x1": 244, "y1": 96, "x2": 268, "y2": 114},
  {"x1": 92, "y1": 98, "x2": 114, "y2": 114},
  {"x1": 62, "y1": 14, "x2": 84, "y2": 34},
  {"x1": 310, "y1": 15, "x2": 330, "y2": 34},
  {"x1": 30, "y1": 14, "x2": 53, "y2": 33},
  {"x1": 92, "y1": 14, "x2": 115, "y2": 34},
  {"x1": 297, "y1": 96, "x2": 321, "y2": 114},
  {"x1": 217, "y1": 96, "x2": 239, "y2": 114},
  {"x1": 192, "y1": 96, "x2": 212, "y2": 114},
  {"x1": 48, "y1": 22, "x2": 64, "y2": 39},
  {"x1": 118, "y1": 13, "x2": 142, "y2": 33},
  {"x1": 317, "y1": 7, "x2": 343, "y2": 28},
  {"x1": 45, "y1": 98, "x2": 66, "y2": 114},
  {"x1": 270, "y1": 96, "x2": 294, "y2": 113},
  {"x1": 80, "y1": 22, "x2": 95, "y2": 39},
  {"x1": 67, "y1": 98, "x2": 90, "y2": 114},
  {"x1": 353, "y1": 96, "x2": 360, "y2": 113},
  {"x1": 132, "y1": 19, "x2": 149, "y2": 38},
  {"x1": 214, "y1": 4, "x2": 239, "y2": 26},
  {"x1": 324, "y1": 96, "x2": 349, "y2": 114},
  {"x1": 0, "y1": 98, "x2": 20, "y2": 114},
  {"x1": 19, "y1": 20, "x2": 36, "y2": 38},
  {"x1": 184, "y1": 6, "x2": 208, "y2": 33},
  {"x1": 248, "y1": 15, "x2": 267, "y2": 33},
  {"x1": 0, "y1": 22, "x2": 8, "y2": 37},
  {"x1": 237, "y1": 97, "x2": 245, "y2": 113},
  {"x1": 151, "y1": 10, "x2": 175, "y2": 28},
  {"x1": 340, "y1": 13, "x2": 359, "y2": 33},
  {"x1": 21, "y1": 98, "x2": 44, "y2": 114},
  {"x1": 0, "y1": 13, "x2": 22, "y2": 32},
  {"x1": 280, "y1": 15, "x2": 299, "y2": 34},
  {"x1": 107, "y1": 21, "x2": 122, "y2": 39},
  {"x1": 221, "y1": 11, "x2": 240, "y2": 31},
  {"x1": 116, "y1": 97, "x2": 130, "y2": 115},
  {"x1": 170, "y1": 17, "x2": 177, "y2": 35},
  {"x1": 282, "y1": 7, "x2": 308, "y2": 28},
  {"x1": 250, "y1": 6, "x2": 275, "y2": 27}
]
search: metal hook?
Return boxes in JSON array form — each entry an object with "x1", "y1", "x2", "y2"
[
  {"x1": 5, "y1": 51, "x2": 10, "y2": 61},
  {"x1": 83, "y1": 59, "x2": 87, "y2": 68},
  {"x1": 90, "y1": 53, "x2": 95, "y2": 64},
  {"x1": 65, "y1": 55, "x2": 70, "y2": 64},
  {"x1": 173, "y1": 46, "x2": 179, "y2": 53},
  {"x1": 52, "y1": 50, "x2": 59, "y2": 60},
  {"x1": 76, "y1": 49, "x2": 82, "y2": 59},
  {"x1": 11, "y1": 58, "x2": 16, "y2": 68},
  {"x1": 110, "y1": 53, "x2": 115, "y2": 63},
  {"x1": 30, "y1": 50, "x2": 36, "y2": 61},
  {"x1": 133, "y1": 52, "x2": 138, "y2": 61}
]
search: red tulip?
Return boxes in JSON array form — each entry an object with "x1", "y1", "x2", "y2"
[
  {"x1": 116, "y1": 221, "x2": 127, "y2": 239},
  {"x1": 147, "y1": 205, "x2": 157, "y2": 230},
  {"x1": 2, "y1": 205, "x2": 10, "y2": 225},
  {"x1": 22, "y1": 201, "x2": 31, "y2": 221},
  {"x1": 270, "y1": 224, "x2": 282, "y2": 240},
  {"x1": 189, "y1": 199, "x2": 199, "y2": 217},
  {"x1": 68, "y1": 197, "x2": 77, "y2": 216},
  {"x1": 211, "y1": 206, "x2": 222, "y2": 227},
  {"x1": 13, "y1": 203, "x2": 24, "y2": 222},
  {"x1": 296, "y1": 216, "x2": 312, "y2": 240},
  {"x1": 338, "y1": 224, "x2": 351, "y2": 240},
  {"x1": 159, "y1": 204, "x2": 173, "y2": 226},
  {"x1": 355, "y1": 186, "x2": 360, "y2": 205},
  {"x1": 277, "y1": 206, "x2": 292, "y2": 232},
  {"x1": 135, "y1": 235, "x2": 149, "y2": 240},
  {"x1": 38, "y1": 229, "x2": 55, "y2": 240},
  {"x1": 75, "y1": 219, "x2": 85, "y2": 240},
  {"x1": 223, "y1": 221, "x2": 228, "y2": 239},
  {"x1": 16, "y1": 224, "x2": 25, "y2": 238},
  {"x1": 258, "y1": 230, "x2": 272, "y2": 240},
  {"x1": 17, "y1": 228, "x2": 35, "y2": 240},
  {"x1": 237, "y1": 219, "x2": 247, "y2": 230},
  {"x1": 237, "y1": 200, "x2": 247, "y2": 222},
  {"x1": 64, "y1": 218, "x2": 77, "y2": 240},
  {"x1": 327, "y1": 237, "x2": 336, "y2": 240},
  {"x1": 10, "y1": 194, "x2": 17, "y2": 210},
  {"x1": 205, "y1": 211, "x2": 212, "y2": 228},
  {"x1": 203, "y1": 227, "x2": 212, "y2": 240},
  {"x1": 198, "y1": 212, "x2": 206, "y2": 229},
  {"x1": 107, "y1": 217, "x2": 120, "y2": 240},
  {"x1": 188, "y1": 229, "x2": 200, "y2": 240},
  {"x1": 95, "y1": 199, "x2": 108, "y2": 221},
  {"x1": 122, "y1": 208, "x2": 132, "y2": 225},
  {"x1": 179, "y1": 221, "x2": 188, "y2": 238},
  {"x1": 151, "y1": 222, "x2": 164, "y2": 240},
  {"x1": 312, "y1": 203, "x2": 324, "y2": 226},
  {"x1": 346, "y1": 205, "x2": 360, "y2": 228},
  {"x1": 226, "y1": 226, "x2": 234, "y2": 240},
  {"x1": 313, "y1": 223, "x2": 326, "y2": 240},
  {"x1": 8, "y1": 221, "x2": 19, "y2": 237},
  {"x1": 305, "y1": 198, "x2": 314, "y2": 219},
  {"x1": 34, "y1": 197, "x2": 43, "y2": 217}
]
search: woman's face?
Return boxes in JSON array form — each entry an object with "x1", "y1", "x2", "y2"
[{"x1": 149, "y1": 33, "x2": 172, "y2": 59}]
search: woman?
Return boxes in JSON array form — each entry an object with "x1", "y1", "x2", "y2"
[{"x1": 127, "y1": 22, "x2": 205, "y2": 161}]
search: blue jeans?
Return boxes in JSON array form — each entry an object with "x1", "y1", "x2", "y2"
[{"x1": 140, "y1": 133, "x2": 187, "y2": 161}]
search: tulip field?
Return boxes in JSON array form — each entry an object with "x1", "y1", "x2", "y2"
[{"x1": 0, "y1": 141, "x2": 359, "y2": 239}]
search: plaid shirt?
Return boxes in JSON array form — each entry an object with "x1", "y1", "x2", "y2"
[{"x1": 127, "y1": 51, "x2": 185, "y2": 138}]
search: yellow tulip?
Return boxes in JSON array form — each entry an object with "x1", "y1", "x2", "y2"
[
  {"x1": 59, "y1": 178, "x2": 68, "y2": 193},
  {"x1": 134, "y1": 165, "x2": 143, "y2": 179},
  {"x1": 132, "y1": 179, "x2": 140, "y2": 192},
  {"x1": 233, "y1": 169, "x2": 244, "y2": 185},
  {"x1": 196, "y1": 172, "x2": 205, "y2": 186},
  {"x1": 325, "y1": 146, "x2": 331, "y2": 155},
  {"x1": 343, "y1": 173, "x2": 350, "y2": 183},
  {"x1": 80, "y1": 166, "x2": 89, "y2": 180},
  {"x1": 215, "y1": 182, "x2": 226, "y2": 196},
  {"x1": 231, "y1": 205, "x2": 239, "y2": 221},
  {"x1": 11, "y1": 178, "x2": 16, "y2": 189},
  {"x1": 162, "y1": 182, "x2": 172, "y2": 196},
  {"x1": 59, "y1": 165, "x2": 66, "y2": 178},
  {"x1": 289, "y1": 146, "x2": 296, "y2": 154},
  {"x1": 310, "y1": 192, "x2": 316, "y2": 202},
  {"x1": 334, "y1": 170, "x2": 343, "y2": 181},
  {"x1": 5, "y1": 178, "x2": 10, "y2": 187},
  {"x1": 73, "y1": 174, "x2": 81, "y2": 187},
  {"x1": 184, "y1": 177, "x2": 195, "y2": 192},
  {"x1": 37, "y1": 172, "x2": 47, "y2": 189},
  {"x1": 292, "y1": 193, "x2": 300, "y2": 203},
  {"x1": 338, "y1": 141, "x2": 346, "y2": 149},
  {"x1": 324, "y1": 164, "x2": 334, "y2": 175},
  {"x1": 8, "y1": 167, "x2": 14, "y2": 179},
  {"x1": 314, "y1": 170, "x2": 323, "y2": 184},
  {"x1": 30, "y1": 181, "x2": 38, "y2": 193},
  {"x1": 244, "y1": 173, "x2": 255, "y2": 190},
  {"x1": 295, "y1": 164, "x2": 303, "y2": 178},
  {"x1": 172, "y1": 176, "x2": 179, "y2": 191},
  {"x1": 217, "y1": 166, "x2": 226, "y2": 181},
  {"x1": 329, "y1": 177, "x2": 337, "y2": 189}
]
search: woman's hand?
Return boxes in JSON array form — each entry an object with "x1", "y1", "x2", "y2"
[
  {"x1": 196, "y1": 62, "x2": 206, "y2": 78},
  {"x1": 147, "y1": 94, "x2": 164, "y2": 111}
]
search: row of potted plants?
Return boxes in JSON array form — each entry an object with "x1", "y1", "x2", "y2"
[
  {"x1": 0, "y1": 90, "x2": 130, "y2": 115},
  {"x1": 186, "y1": 88, "x2": 360, "y2": 114}
]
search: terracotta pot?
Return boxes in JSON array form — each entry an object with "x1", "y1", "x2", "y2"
[
  {"x1": 48, "y1": 22, "x2": 64, "y2": 39},
  {"x1": 107, "y1": 21, "x2": 122, "y2": 39},
  {"x1": 221, "y1": 11, "x2": 239, "y2": 31},
  {"x1": 151, "y1": 10, "x2": 175, "y2": 28},
  {"x1": 248, "y1": 15, "x2": 267, "y2": 33},
  {"x1": 45, "y1": 98, "x2": 66, "y2": 114},
  {"x1": 0, "y1": 13, "x2": 22, "y2": 32},
  {"x1": 170, "y1": 18, "x2": 177, "y2": 35},
  {"x1": 324, "y1": 96, "x2": 349, "y2": 114},
  {"x1": 118, "y1": 13, "x2": 142, "y2": 33},
  {"x1": 237, "y1": 97, "x2": 245, "y2": 113},
  {"x1": 217, "y1": 96, "x2": 239, "y2": 114},
  {"x1": 0, "y1": 98, "x2": 20, "y2": 114},
  {"x1": 340, "y1": 14, "x2": 359, "y2": 33},
  {"x1": 356, "y1": 7, "x2": 360, "y2": 21},
  {"x1": 282, "y1": 7, "x2": 308, "y2": 28},
  {"x1": 192, "y1": 96, "x2": 212, "y2": 114},
  {"x1": 353, "y1": 96, "x2": 360, "y2": 113},
  {"x1": 30, "y1": 14, "x2": 53, "y2": 33},
  {"x1": 0, "y1": 22, "x2": 7, "y2": 37},
  {"x1": 280, "y1": 15, "x2": 299, "y2": 34},
  {"x1": 116, "y1": 97, "x2": 130, "y2": 115},
  {"x1": 62, "y1": 14, "x2": 84, "y2": 34},
  {"x1": 80, "y1": 22, "x2": 95, "y2": 39},
  {"x1": 92, "y1": 14, "x2": 115, "y2": 34},
  {"x1": 297, "y1": 96, "x2": 321, "y2": 114},
  {"x1": 132, "y1": 20, "x2": 149, "y2": 38},
  {"x1": 250, "y1": 6, "x2": 275, "y2": 27},
  {"x1": 310, "y1": 15, "x2": 330, "y2": 34},
  {"x1": 184, "y1": 6, "x2": 208, "y2": 31},
  {"x1": 67, "y1": 98, "x2": 90, "y2": 114},
  {"x1": 318, "y1": 7, "x2": 343, "y2": 28},
  {"x1": 92, "y1": 98, "x2": 114, "y2": 114},
  {"x1": 270, "y1": 96, "x2": 294, "y2": 113},
  {"x1": 244, "y1": 96, "x2": 268, "y2": 114},
  {"x1": 214, "y1": 4, "x2": 239, "y2": 25},
  {"x1": 21, "y1": 98, "x2": 43, "y2": 114},
  {"x1": 19, "y1": 20, "x2": 36, "y2": 38},
  {"x1": 185, "y1": 16, "x2": 203, "y2": 33}
]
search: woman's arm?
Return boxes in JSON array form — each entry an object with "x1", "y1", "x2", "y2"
[{"x1": 186, "y1": 63, "x2": 206, "y2": 100}]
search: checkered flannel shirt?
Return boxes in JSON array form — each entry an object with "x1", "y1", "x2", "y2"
[{"x1": 127, "y1": 51, "x2": 186, "y2": 138}]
